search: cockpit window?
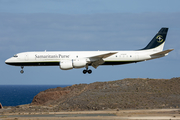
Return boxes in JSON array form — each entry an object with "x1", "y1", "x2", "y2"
[{"x1": 13, "y1": 54, "x2": 18, "y2": 57}]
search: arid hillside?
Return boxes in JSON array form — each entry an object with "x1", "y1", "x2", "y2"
[{"x1": 30, "y1": 77, "x2": 180, "y2": 111}]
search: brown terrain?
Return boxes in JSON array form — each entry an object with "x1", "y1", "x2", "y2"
[
  {"x1": 0, "y1": 77, "x2": 180, "y2": 120},
  {"x1": 31, "y1": 77, "x2": 180, "y2": 111}
]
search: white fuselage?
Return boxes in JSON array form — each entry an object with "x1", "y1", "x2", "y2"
[{"x1": 5, "y1": 48, "x2": 164, "y2": 67}]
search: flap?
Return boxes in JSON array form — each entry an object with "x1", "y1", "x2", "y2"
[
  {"x1": 88, "y1": 52, "x2": 117, "y2": 69},
  {"x1": 91, "y1": 59, "x2": 105, "y2": 69}
]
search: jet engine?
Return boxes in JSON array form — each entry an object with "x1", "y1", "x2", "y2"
[
  {"x1": 72, "y1": 59, "x2": 87, "y2": 68},
  {"x1": 59, "y1": 59, "x2": 87, "y2": 70},
  {"x1": 59, "y1": 60, "x2": 73, "y2": 70}
]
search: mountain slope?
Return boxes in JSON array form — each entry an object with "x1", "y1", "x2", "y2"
[{"x1": 31, "y1": 77, "x2": 180, "y2": 111}]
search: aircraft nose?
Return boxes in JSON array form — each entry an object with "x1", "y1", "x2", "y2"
[
  {"x1": 5, "y1": 58, "x2": 12, "y2": 65},
  {"x1": 5, "y1": 59, "x2": 9, "y2": 64}
]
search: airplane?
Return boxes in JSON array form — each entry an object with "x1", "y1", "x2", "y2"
[{"x1": 5, "y1": 28, "x2": 173, "y2": 74}]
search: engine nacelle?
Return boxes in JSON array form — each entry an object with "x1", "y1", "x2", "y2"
[
  {"x1": 59, "y1": 60, "x2": 73, "y2": 70},
  {"x1": 72, "y1": 59, "x2": 87, "y2": 68},
  {"x1": 59, "y1": 59, "x2": 87, "y2": 70}
]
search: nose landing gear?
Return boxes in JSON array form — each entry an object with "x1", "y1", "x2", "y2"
[{"x1": 20, "y1": 66, "x2": 24, "y2": 74}]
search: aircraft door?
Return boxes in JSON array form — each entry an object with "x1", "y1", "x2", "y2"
[
  {"x1": 135, "y1": 52, "x2": 139, "y2": 61},
  {"x1": 25, "y1": 54, "x2": 28, "y2": 61}
]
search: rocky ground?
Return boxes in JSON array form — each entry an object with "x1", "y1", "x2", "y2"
[{"x1": 0, "y1": 77, "x2": 180, "y2": 114}]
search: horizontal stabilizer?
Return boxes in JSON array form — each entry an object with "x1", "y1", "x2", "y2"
[{"x1": 150, "y1": 49, "x2": 174, "y2": 56}]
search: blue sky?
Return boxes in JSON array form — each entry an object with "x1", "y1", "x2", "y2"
[
  {"x1": 0, "y1": 0, "x2": 180, "y2": 85},
  {"x1": 0, "y1": 0, "x2": 180, "y2": 14}
]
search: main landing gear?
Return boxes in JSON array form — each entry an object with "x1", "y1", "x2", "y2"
[
  {"x1": 20, "y1": 66, "x2": 24, "y2": 74},
  {"x1": 83, "y1": 69, "x2": 92, "y2": 74},
  {"x1": 83, "y1": 65, "x2": 92, "y2": 74}
]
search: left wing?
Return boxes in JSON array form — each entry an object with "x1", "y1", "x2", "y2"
[{"x1": 87, "y1": 52, "x2": 117, "y2": 69}]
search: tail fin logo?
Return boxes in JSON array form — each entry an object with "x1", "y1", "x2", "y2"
[{"x1": 156, "y1": 35, "x2": 164, "y2": 43}]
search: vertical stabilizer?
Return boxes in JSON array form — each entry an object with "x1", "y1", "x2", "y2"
[{"x1": 142, "y1": 28, "x2": 168, "y2": 51}]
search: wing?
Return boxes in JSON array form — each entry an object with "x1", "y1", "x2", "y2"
[{"x1": 87, "y1": 52, "x2": 118, "y2": 69}]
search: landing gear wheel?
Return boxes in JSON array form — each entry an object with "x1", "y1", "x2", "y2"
[
  {"x1": 83, "y1": 65, "x2": 92, "y2": 74},
  {"x1": 20, "y1": 70, "x2": 24, "y2": 74},
  {"x1": 20, "y1": 66, "x2": 24, "y2": 74},
  {"x1": 83, "y1": 70, "x2": 87, "y2": 74},
  {"x1": 83, "y1": 69, "x2": 92, "y2": 74},
  {"x1": 88, "y1": 69, "x2": 92, "y2": 74}
]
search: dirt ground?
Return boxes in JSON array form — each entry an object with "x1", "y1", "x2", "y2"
[{"x1": 0, "y1": 109, "x2": 180, "y2": 120}]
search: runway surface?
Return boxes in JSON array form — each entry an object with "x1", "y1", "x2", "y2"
[{"x1": 0, "y1": 109, "x2": 180, "y2": 120}]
